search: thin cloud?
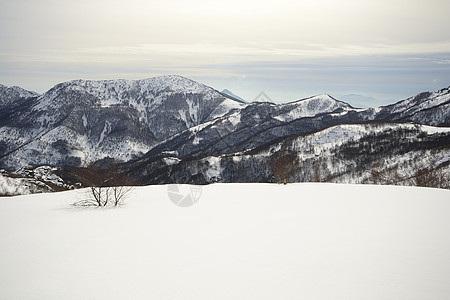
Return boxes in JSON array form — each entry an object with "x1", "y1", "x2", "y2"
[
  {"x1": 3, "y1": 41, "x2": 450, "y2": 65},
  {"x1": 1, "y1": 0, "x2": 450, "y2": 104}
]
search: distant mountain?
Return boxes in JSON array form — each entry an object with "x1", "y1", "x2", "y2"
[
  {"x1": 220, "y1": 89, "x2": 247, "y2": 103},
  {"x1": 0, "y1": 84, "x2": 39, "y2": 128},
  {"x1": 0, "y1": 84, "x2": 39, "y2": 106}
]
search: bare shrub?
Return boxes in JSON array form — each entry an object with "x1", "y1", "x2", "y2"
[{"x1": 73, "y1": 161, "x2": 132, "y2": 207}]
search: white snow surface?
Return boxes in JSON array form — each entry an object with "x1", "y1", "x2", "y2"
[{"x1": 1, "y1": 183, "x2": 449, "y2": 300}]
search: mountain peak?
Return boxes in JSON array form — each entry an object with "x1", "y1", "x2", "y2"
[
  {"x1": 317, "y1": 93, "x2": 333, "y2": 98},
  {"x1": 311, "y1": 93, "x2": 344, "y2": 102},
  {"x1": 289, "y1": 93, "x2": 349, "y2": 107},
  {"x1": 139, "y1": 75, "x2": 213, "y2": 94},
  {"x1": 53, "y1": 75, "x2": 215, "y2": 97}
]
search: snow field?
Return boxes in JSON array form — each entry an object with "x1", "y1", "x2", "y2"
[{"x1": 0, "y1": 183, "x2": 449, "y2": 299}]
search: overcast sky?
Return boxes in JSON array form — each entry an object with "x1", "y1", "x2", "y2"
[{"x1": 1, "y1": 0, "x2": 449, "y2": 106}]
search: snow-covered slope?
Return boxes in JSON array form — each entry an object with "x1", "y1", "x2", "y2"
[
  {"x1": 377, "y1": 86, "x2": 450, "y2": 125},
  {"x1": 1, "y1": 183, "x2": 449, "y2": 299}
]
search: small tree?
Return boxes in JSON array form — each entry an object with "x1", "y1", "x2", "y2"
[{"x1": 74, "y1": 161, "x2": 132, "y2": 207}]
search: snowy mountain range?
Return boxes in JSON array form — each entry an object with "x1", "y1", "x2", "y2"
[
  {"x1": 129, "y1": 122, "x2": 449, "y2": 186},
  {"x1": 0, "y1": 76, "x2": 449, "y2": 193},
  {"x1": 0, "y1": 76, "x2": 243, "y2": 169}
]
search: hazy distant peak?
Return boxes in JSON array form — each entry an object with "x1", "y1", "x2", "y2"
[
  {"x1": 0, "y1": 84, "x2": 39, "y2": 105},
  {"x1": 221, "y1": 89, "x2": 247, "y2": 103}
]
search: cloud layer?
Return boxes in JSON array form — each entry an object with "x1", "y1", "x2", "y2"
[{"x1": 1, "y1": 0, "x2": 449, "y2": 105}]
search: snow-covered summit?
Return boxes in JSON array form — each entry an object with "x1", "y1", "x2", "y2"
[
  {"x1": 37, "y1": 75, "x2": 221, "y2": 109},
  {"x1": 63, "y1": 75, "x2": 215, "y2": 96},
  {"x1": 291, "y1": 93, "x2": 351, "y2": 106},
  {"x1": 31, "y1": 75, "x2": 239, "y2": 128},
  {"x1": 274, "y1": 94, "x2": 352, "y2": 122}
]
